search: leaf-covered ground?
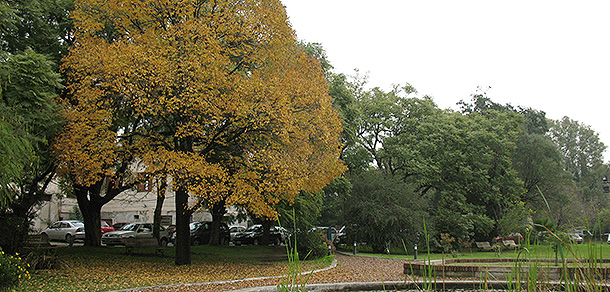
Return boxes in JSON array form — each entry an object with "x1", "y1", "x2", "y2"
[
  {"x1": 12, "y1": 243, "x2": 608, "y2": 291},
  {"x1": 10, "y1": 245, "x2": 337, "y2": 292},
  {"x1": 137, "y1": 253, "x2": 407, "y2": 292}
]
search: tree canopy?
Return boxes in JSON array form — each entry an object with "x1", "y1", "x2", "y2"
[
  {"x1": 57, "y1": 0, "x2": 345, "y2": 264},
  {"x1": 0, "y1": 0, "x2": 69, "y2": 253}
]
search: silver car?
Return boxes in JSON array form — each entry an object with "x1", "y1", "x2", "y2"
[
  {"x1": 41, "y1": 220, "x2": 85, "y2": 242},
  {"x1": 102, "y1": 223, "x2": 169, "y2": 246},
  {"x1": 229, "y1": 225, "x2": 246, "y2": 242}
]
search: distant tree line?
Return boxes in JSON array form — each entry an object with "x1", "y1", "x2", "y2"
[{"x1": 311, "y1": 68, "x2": 609, "y2": 253}]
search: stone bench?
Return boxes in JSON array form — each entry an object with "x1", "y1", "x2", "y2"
[
  {"x1": 124, "y1": 237, "x2": 165, "y2": 255},
  {"x1": 502, "y1": 239, "x2": 519, "y2": 249},
  {"x1": 26, "y1": 234, "x2": 52, "y2": 247}
]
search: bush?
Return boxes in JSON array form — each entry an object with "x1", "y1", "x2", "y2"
[
  {"x1": 0, "y1": 249, "x2": 30, "y2": 288},
  {"x1": 289, "y1": 231, "x2": 328, "y2": 260},
  {"x1": 23, "y1": 249, "x2": 64, "y2": 270}
]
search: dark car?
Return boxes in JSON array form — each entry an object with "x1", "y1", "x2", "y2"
[
  {"x1": 233, "y1": 224, "x2": 286, "y2": 246},
  {"x1": 193, "y1": 221, "x2": 230, "y2": 245},
  {"x1": 229, "y1": 225, "x2": 246, "y2": 242},
  {"x1": 171, "y1": 221, "x2": 230, "y2": 245}
]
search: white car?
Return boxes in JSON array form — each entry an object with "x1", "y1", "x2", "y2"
[
  {"x1": 102, "y1": 223, "x2": 169, "y2": 246},
  {"x1": 570, "y1": 233, "x2": 583, "y2": 244},
  {"x1": 41, "y1": 220, "x2": 85, "y2": 242}
]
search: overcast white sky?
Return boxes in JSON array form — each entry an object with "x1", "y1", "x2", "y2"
[{"x1": 282, "y1": 0, "x2": 610, "y2": 160}]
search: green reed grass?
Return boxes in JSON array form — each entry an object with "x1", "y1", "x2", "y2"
[{"x1": 276, "y1": 212, "x2": 314, "y2": 292}]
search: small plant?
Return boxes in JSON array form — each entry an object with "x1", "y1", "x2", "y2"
[
  {"x1": 491, "y1": 243, "x2": 503, "y2": 256},
  {"x1": 439, "y1": 233, "x2": 457, "y2": 257},
  {"x1": 23, "y1": 248, "x2": 65, "y2": 270},
  {"x1": 277, "y1": 212, "x2": 315, "y2": 292},
  {"x1": 458, "y1": 237, "x2": 473, "y2": 253},
  {"x1": 277, "y1": 236, "x2": 313, "y2": 292},
  {"x1": 0, "y1": 249, "x2": 31, "y2": 289}
]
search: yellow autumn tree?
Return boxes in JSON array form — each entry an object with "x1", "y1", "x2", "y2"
[{"x1": 58, "y1": 0, "x2": 345, "y2": 264}]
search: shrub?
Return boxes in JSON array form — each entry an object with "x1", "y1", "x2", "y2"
[
  {"x1": 23, "y1": 249, "x2": 65, "y2": 270},
  {"x1": 289, "y1": 231, "x2": 328, "y2": 260},
  {"x1": 0, "y1": 249, "x2": 31, "y2": 288}
]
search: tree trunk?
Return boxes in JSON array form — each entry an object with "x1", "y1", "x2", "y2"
[
  {"x1": 209, "y1": 200, "x2": 226, "y2": 245},
  {"x1": 261, "y1": 220, "x2": 272, "y2": 245},
  {"x1": 74, "y1": 184, "x2": 102, "y2": 247},
  {"x1": 174, "y1": 185, "x2": 191, "y2": 265},
  {"x1": 153, "y1": 177, "x2": 167, "y2": 239}
]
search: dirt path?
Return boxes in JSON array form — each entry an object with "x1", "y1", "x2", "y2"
[{"x1": 139, "y1": 253, "x2": 408, "y2": 292}]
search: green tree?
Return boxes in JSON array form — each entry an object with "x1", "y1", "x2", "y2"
[
  {"x1": 0, "y1": 0, "x2": 72, "y2": 253},
  {"x1": 0, "y1": 49, "x2": 63, "y2": 253},
  {"x1": 459, "y1": 95, "x2": 576, "y2": 234},
  {"x1": 318, "y1": 176, "x2": 352, "y2": 228},
  {"x1": 549, "y1": 116, "x2": 608, "y2": 228},
  {"x1": 390, "y1": 108, "x2": 524, "y2": 239},
  {"x1": 550, "y1": 116, "x2": 606, "y2": 183},
  {"x1": 346, "y1": 170, "x2": 427, "y2": 253},
  {"x1": 0, "y1": 0, "x2": 73, "y2": 65}
]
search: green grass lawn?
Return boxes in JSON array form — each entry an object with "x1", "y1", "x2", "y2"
[
  {"x1": 344, "y1": 241, "x2": 610, "y2": 261},
  {"x1": 8, "y1": 245, "x2": 331, "y2": 292}
]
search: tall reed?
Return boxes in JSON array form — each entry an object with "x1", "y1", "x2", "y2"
[{"x1": 276, "y1": 213, "x2": 314, "y2": 292}]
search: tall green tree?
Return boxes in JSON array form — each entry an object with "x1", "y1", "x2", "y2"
[
  {"x1": 0, "y1": 0, "x2": 72, "y2": 253},
  {"x1": 0, "y1": 0, "x2": 73, "y2": 65},
  {"x1": 459, "y1": 95, "x2": 577, "y2": 231},
  {"x1": 346, "y1": 170, "x2": 427, "y2": 253},
  {"x1": 0, "y1": 49, "x2": 63, "y2": 253},
  {"x1": 548, "y1": 116, "x2": 608, "y2": 228},
  {"x1": 550, "y1": 116, "x2": 606, "y2": 183}
]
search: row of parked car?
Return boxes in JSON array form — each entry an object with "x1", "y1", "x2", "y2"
[
  {"x1": 41, "y1": 220, "x2": 119, "y2": 242},
  {"x1": 102, "y1": 222, "x2": 171, "y2": 246},
  {"x1": 167, "y1": 222, "x2": 290, "y2": 246},
  {"x1": 40, "y1": 219, "x2": 329, "y2": 247}
]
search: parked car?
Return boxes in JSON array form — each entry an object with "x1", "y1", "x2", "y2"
[
  {"x1": 573, "y1": 229, "x2": 592, "y2": 239},
  {"x1": 170, "y1": 222, "x2": 198, "y2": 245},
  {"x1": 192, "y1": 222, "x2": 230, "y2": 245},
  {"x1": 166, "y1": 224, "x2": 176, "y2": 239},
  {"x1": 170, "y1": 222, "x2": 230, "y2": 245},
  {"x1": 102, "y1": 223, "x2": 169, "y2": 247},
  {"x1": 311, "y1": 226, "x2": 344, "y2": 244},
  {"x1": 229, "y1": 225, "x2": 246, "y2": 242},
  {"x1": 101, "y1": 221, "x2": 115, "y2": 234},
  {"x1": 41, "y1": 220, "x2": 85, "y2": 242},
  {"x1": 233, "y1": 224, "x2": 286, "y2": 246},
  {"x1": 112, "y1": 222, "x2": 129, "y2": 230},
  {"x1": 570, "y1": 233, "x2": 583, "y2": 244}
]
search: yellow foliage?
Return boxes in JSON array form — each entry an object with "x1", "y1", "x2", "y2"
[{"x1": 58, "y1": 0, "x2": 346, "y2": 217}]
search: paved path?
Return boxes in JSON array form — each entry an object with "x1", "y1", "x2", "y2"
[{"x1": 137, "y1": 253, "x2": 408, "y2": 292}]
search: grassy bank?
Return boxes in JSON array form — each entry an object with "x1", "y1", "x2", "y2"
[{"x1": 7, "y1": 245, "x2": 331, "y2": 292}]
